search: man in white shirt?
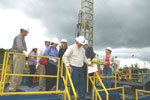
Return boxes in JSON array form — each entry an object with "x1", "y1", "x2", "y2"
[
  {"x1": 63, "y1": 36, "x2": 92, "y2": 100},
  {"x1": 36, "y1": 39, "x2": 50, "y2": 91}
]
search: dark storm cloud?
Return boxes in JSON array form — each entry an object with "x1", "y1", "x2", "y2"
[
  {"x1": 94, "y1": 0, "x2": 150, "y2": 50},
  {"x1": 0, "y1": 0, "x2": 150, "y2": 49}
]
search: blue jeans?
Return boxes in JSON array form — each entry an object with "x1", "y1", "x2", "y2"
[
  {"x1": 70, "y1": 66, "x2": 85, "y2": 100},
  {"x1": 103, "y1": 67, "x2": 112, "y2": 88}
]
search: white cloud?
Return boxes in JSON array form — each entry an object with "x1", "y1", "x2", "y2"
[{"x1": 0, "y1": 9, "x2": 49, "y2": 51}]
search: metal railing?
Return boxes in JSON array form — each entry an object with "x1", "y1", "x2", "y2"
[
  {"x1": 136, "y1": 89, "x2": 150, "y2": 100},
  {"x1": 0, "y1": 52, "x2": 77, "y2": 100},
  {"x1": 95, "y1": 72, "x2": 109, "y2": 100},
  {"x1": 61, "y1": 59, "x2": 77, "y2": 100},
  {"x1": 86, "y1": 60, "x2": 125, "y2": 100}
]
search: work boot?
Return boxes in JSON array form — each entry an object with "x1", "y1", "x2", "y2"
[{"x1": 16, "y1": 89, "x2": 25, "y2": 92}]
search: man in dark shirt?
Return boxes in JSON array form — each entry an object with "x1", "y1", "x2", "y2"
[{"x1": 83, "y1": 40, "x2": 95, "y2": 92}]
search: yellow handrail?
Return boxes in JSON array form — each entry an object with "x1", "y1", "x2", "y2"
[
  {"x1": 98, "y1": 87, "x2": 125, "y2": 100},
  {"x1": 0, "y1": 52, "x2": 7, "y2": 95},
  {"x1": 64, "y1": 64, "x2": 77, "y2": 100},
  {"x1": 2, "y1": 52, "x2": 9, "y2": 95},
  {"x1": 95, "y1": 72, "x2": 109, "y2": 100},
  {"x1": 91, "y1": 60, "x2": 117, "y2": 87},
  {"x1": 0, "y1": 52, "x2": 77, "y2": 100},
  {"x1": 136, "y1": 89, "x2": 150, "y2": 100},
  {"x1": 60, "y1": 59, "x2": 77, "y2": 100},
  {"x1": 89, "y1": 77, "x2": 102, "y2": 100}
]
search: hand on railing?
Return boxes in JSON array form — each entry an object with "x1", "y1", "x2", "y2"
[
  {"x1": 23, "y1": 50, "x2": 29, "y2": 57},
  {"x1": 67, "y1": 66, "x2": 73, "y2": 72},
  {"x1": 49, "y1": 58, "x2": 57, "y2": 62},
  {"x1": 89, "y1": 64, "x2": 93, "y2": 67}
]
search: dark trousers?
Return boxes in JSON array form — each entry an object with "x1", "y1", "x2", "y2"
[
  {"x1": 70, "y1": 66, "x2": 85, "y2": 100},
  {"x1": 83, "y1": 63, "x2": 93, "y2": 92},
  {"x1": 45, "y1": 62, "x2": 57, "y2": 91},
  {"x1": 28, "y1": 65, "x2": 36, "y2": 87}
]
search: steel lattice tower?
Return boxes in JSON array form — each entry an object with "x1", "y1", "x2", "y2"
[{"x1": 80, "y1": 0, "x2": 94, "y2": 47}]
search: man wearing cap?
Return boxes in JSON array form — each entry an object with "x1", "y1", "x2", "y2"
[
  {"x1": 9, "y1": 28, "x2": 29, "y2": 92},
  {"x1": 36, "y1": 39, "x2": 50, "y2": 91},
  {"x1": 44, "y1": 38, "x2": 59, "y2": 91},
  {"x1": 63, "y1": 36, "x2": 92, "y2": 100}
]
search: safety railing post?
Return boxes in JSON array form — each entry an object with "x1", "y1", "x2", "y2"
[
  {"x1": 122, "y1": 87, "x2": 125, "y2": 100},
  {"x1": 0, "y1": 52, "x2": 7, "y2": 96},
  {"x1": 56, "y1": 58, "x2": 60, "y2": 91},
  {"x1": 136, "y1": 89, "x2": 138, "y2": 100},
  {"x1": 86, "y1": 64, "x2": 89, "y2": 92},
  {"x1": 2, "y1": 52, "x2": 9, "y2": 96},
  {"x1": 115, "y1": 63, "x2": 117, "y2": 88}
]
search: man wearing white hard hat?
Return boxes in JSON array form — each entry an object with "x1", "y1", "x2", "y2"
[
  {"x1": 103, "y1": 47, "x2": 114, "y2": 88},
  {"x1": 9, "y1": 28, "x2": 29, "y2": 92},
  {"x1": 37, "y1": 39, "x2": 50, "y2": 91},
  {"x1": 44, "y1": 38, "x2": 59, "y2": 91},
  {"x1": 63, "y1": 36, "x2": 93, "y2": 100}
]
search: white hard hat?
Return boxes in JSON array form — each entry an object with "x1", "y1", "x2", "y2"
[
  {"x1": 75, "y1": 36, "x2": 85, "y2": 45},
  {"x1": 51, "y1": 38, "x2": 59, "y2": 44},
  {"x1": 44, "y1": 37, "x2": 50, "y2": 42},
  {"x1": 61, "y1": 39, "x2": 67, "y2": 43},
  {"x1": 106, "y1": 47, "x2": 112, "y2": 52},
  {"x1": 84, "y1": 40, "x2": 88, "y2": 45},
  {"x1": 21, "y1": 28, "x2": 29, "y2": 32}
]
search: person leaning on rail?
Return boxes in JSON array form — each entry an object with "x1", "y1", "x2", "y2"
[
  {"x1": 63, "y1": 36, "x2": 93, "y2": 100},
  {"x1": 44, "y1": 38, "x2": 59, "y2": 91},
  {"x1": 36, "y1": 38, "x2": 51, "y2": 91},
  {"x1": 9, "y1": 27, "x2": 29, "y2": 92}
]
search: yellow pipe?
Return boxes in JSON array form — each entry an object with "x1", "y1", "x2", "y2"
[
  {"x1": 115, "y1": 63, "x2": 117, "y2": 88},
  {"x1": 56, "y1": 58, "x2": 60, "y2": 91},
  {"x1": 100, "y1": 76, "x2": 116, "y2": 78},
  {"x1": 97, "y1": 87, "x2": 125, "y2": 100},
  {"x1": 92, "y1": 73, "x2": 95, "y2": 100},
  {"x1": 61, "y1": 59, "x2": 63, "y2": 77},
  {"x1": 8, "y1": 52, "x2": 59, "y2": 59},
  {"x1": 0, "y1": 52, "x2": 7, "y2": 95},
  {"x1": 62, "y1": 76, "x2": 71, "y2": 100},
  {"x1": 1, "y1": 52, "x2": 77, "y2": 100},
  {"x1": 2, "y1": 52, "x2": 9, "y2": 95},
  {"x1": 89, "y1": 77, "x2": 102, "y2": 100},
  {"x1": 86, "y1": 64, "x2": 89, "y2": 92},
  {"x1": 4, "y1": 91, "x2": 65, "y2": 95},
  {"x1": 122, "y1": 87, "x2": 125, "y2": 100},
  {"x1": 136, "y1": 89, "x2": 138, "y2": 100},
  {"x1": 62, "y1": 77, "x2": 67, "y2": 100},
  {"x1": 95, "y1": 72, "x2": 109, "y2": 100},
  {"x1": 98, "y1": 86, "x2": 124, "y2": 91},
  {"x1": 64, "y1": 65, "x2": 77, "y2": 99},
  {"x1": 6, "y1": 73, "x2": 57, "y2": 78},
  {"x1": 90, "y1": 76, "x2": 115, "y2": 78}
]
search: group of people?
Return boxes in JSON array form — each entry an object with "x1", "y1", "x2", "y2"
[{"x1": 9, "y1": 28, "x2": 114, "y2": 100}]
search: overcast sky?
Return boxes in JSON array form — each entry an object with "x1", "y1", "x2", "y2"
[{"x1": 0, "y1": 0, "x2": 150, "y2": 67}]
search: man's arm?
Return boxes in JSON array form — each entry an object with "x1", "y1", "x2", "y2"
[{"x1": 63, "y1": 46, "x2": 73, "y2": 72}]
